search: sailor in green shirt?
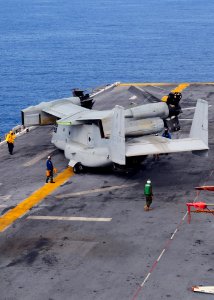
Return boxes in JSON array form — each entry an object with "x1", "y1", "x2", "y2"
[{"x1": 144, "y1": 179, "x2": 153, "y2": 211}]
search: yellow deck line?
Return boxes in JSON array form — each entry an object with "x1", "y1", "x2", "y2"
[
  {"x1": 161, "y1": 83, "x2": 190, "y2": 102},
  {"x1": 0, "y1": 167, "x2": 74, "y2": 232},
  {"x1": 170, "y1": 83, "x2": 190, "y2": 93}
]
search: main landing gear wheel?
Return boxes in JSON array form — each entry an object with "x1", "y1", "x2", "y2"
[
  {"x1": 112, "y1": 163, "x2": 119, "y2": 171},
  {"x1": 73, "y1": 163, "x2": 84, "y2": 174}
]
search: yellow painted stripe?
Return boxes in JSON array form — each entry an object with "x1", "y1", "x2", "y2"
[
  {"x1": 0, "y1": 167, "x2": 74, "y2": 232},
  {"x1": 170, "y1": 83, "x2": 190, "y2": 93},
  {"x1": 161, "y1": 83, "x2": 190, "y2": 102},
  {"x1": 161, "y1": 95, "x2": 168, "y2": 102}
]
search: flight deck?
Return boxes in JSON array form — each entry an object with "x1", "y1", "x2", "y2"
[{"x1": 0, "y1": 83, "x2": 214, "y2": 300}]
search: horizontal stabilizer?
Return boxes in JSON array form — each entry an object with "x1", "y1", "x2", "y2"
[{"x1": 126, "y1": 135, "x2": 208, "y2": 157}]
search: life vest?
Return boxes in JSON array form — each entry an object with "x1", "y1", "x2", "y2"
[
  {"x1": 144, "y1": 183, "x2": 152, "y2": 196},
  {"x1": 6, "y1": 132, "x2": 16, "y2": 143}
]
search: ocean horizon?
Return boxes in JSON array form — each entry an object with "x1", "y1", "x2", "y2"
[{"x1": 0, "y1": 0, "x2": 214, "y2": 137}]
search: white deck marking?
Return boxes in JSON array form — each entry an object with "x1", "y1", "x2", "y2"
[
  {"x1": 56, "y1": 182, "x2": 139, "y2": 199},
  {"x1": 23, "y1": 150, "x2": 53, "y2": 167},
  {"x1": 140, "y1": 273, "x2": 151, "y2": 287},
  {"x1": 182, "y1": 211, "x2": 188, "y2": 221},
  {"x1": 170, "y1": 228, "x2": 178, "y2": 240},
  {"x1": 157, "y1": 249, "x2": 165, "y2": 261},
  {"x1": 27, "y1": 216, "x2": 112, "y2": 222},
  {"x1": 0, "y1": 195, "x2": 11, "y2": 201}
]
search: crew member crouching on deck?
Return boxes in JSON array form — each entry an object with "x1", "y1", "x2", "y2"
[
  {"x1": 46, "y1": 156, "x2": 55, "y2": 183},
  {"x1": 5, "y1": 130, "x2": 16, "y2": 155}
]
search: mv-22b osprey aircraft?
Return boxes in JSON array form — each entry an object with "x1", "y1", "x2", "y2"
[{"x1": 22, "y1": 87, "x2": 208, "y2": 173}]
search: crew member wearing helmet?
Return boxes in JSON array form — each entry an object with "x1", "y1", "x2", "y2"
[
  {"x1": 144, "y1": 179, "x2": 153, "y2": 211},
  {"x1": 5, "y1": 130, "x2": 16, "y2": 155},
  {"x1": 46, "y1": 156, "x2": 55, "y2": 183}
]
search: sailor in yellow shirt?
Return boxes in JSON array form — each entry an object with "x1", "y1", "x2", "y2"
[{"x1": 5, "y1": 131, "x2": 16, "y2": 155}]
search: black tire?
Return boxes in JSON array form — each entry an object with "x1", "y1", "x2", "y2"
[
  {"x1": 73, "y1": 163, "x2": 84, "y2": 174},
  {"x1": 112, "y1": 163, "x2": 118, "y2": 171}
]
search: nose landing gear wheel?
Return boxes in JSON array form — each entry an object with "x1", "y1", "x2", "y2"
[{"x1": 73, "y1": 163, "x2": 84, "y2": 173}]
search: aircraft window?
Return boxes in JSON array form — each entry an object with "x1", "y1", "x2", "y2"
[
  {"x1": 69, "y1": 131, "x2": 71, "y2": 135},
  {"x1": 63, "y1": 128, "x2": 65, "y2": 132},
  {"x1": 88, "y1": 137, "x2": 91, "y2": 142}
]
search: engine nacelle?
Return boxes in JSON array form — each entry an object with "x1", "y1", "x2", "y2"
[
  {"x1": 125, "y1": 102, "x2": 169, "y2": 119},
  {"x1": 125, "y1": 117, "x2": 164, "y2": 137}
]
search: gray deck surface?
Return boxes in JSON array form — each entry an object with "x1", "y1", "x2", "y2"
[{"x1": 0, "y1": 83, "x2": 214, "y2": 300}]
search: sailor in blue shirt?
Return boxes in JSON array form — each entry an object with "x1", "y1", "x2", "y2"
[
  {"x1": 46, "y1": 156, "x2": 55, "y2": 183},
  {"x1": 162, "y1": 128, "x2": 171, "y2": 156},
  {"x1": 162, "y1": 128, "x2": 171, "y2": 139}
]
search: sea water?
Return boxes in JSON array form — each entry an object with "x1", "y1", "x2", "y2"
[{"x1": 0, "y1": 0, "x2": 214, "y2": 137}]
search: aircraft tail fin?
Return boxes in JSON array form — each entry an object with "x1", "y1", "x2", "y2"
[
  {"x1": 190, "y1": 99, "x2": 208, "y2": 156},
  {"x1": 109, "y1": 105, "x2": 126, "y2": 165}
]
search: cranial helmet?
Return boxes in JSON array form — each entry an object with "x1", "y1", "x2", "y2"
[
  {"x1": 147, "y1": 179, "x2": 151, "y2": 184},
  {"x1": 48, "y1": 156, "x2": 51, "y2": 159}
]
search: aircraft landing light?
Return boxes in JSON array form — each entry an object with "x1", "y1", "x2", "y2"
[
  {"x1": 27, "y1": 216, "x2": 112, "y2": 222},
  {"x1": 55, "y1": 182, "x2": 139, "y2": 199},
  {"x1": 0, "y1": 167, "x2": 74, "y2": 233}
]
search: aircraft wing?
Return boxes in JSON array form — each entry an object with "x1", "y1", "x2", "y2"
[
  {"x1": 126, "y1": 135, "x2": 208, "y2": 157},
  {"x1": 42, "y1": 100, "x2": 88, "y2": 119},
  {"x1": 57, "y1": 110, "x2": 112, "y2": 125},
  {"x1": 22, "y1": 97, "x2": 112, "y2": 126},
  {"x1": 22, "y1": 97, "x2": 88, "y2": 126}
]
